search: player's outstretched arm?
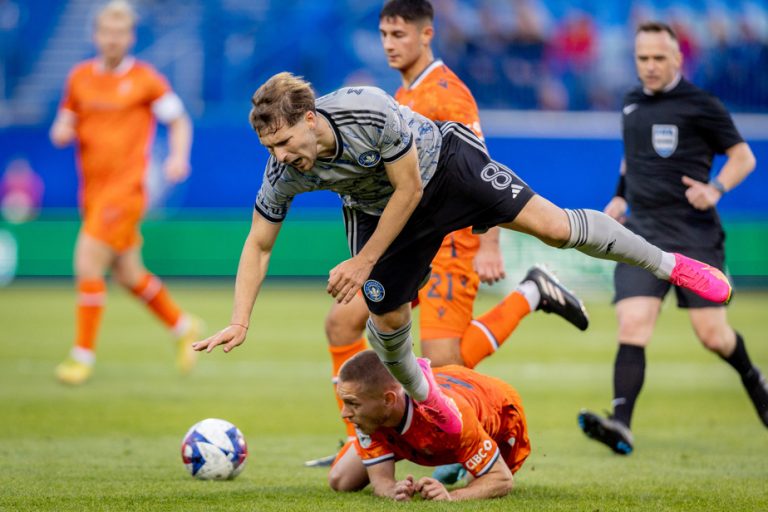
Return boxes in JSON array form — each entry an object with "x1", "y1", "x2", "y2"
[
  {"x1": 327, "y1": 145, "x2": 423, "y2": 304},
  {"x1": 193, "y1": 211, "x2": 281, "y2": 353}
]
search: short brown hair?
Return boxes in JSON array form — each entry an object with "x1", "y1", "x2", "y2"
[
  {"x1": 338, "y1": 350, "x2": 399, "y2": 395},
  {"x1": 249, "y1": 72, "x2": 316, "y2": 135},
  {"x1": 380, "y1": 0, "x2": 434, "y2": 24},
  {"x1": 636, "y1": 21, "x2": 678, "y2": 41}
]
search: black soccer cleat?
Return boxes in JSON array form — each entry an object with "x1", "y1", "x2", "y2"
[
  {"x1": 743, "y1": 367, "x2": 768, "y2": 428},
  {"x1": 523, "y1": 265, "x2": 589, "y2": 331},
  {"x1": 578, "y1": 410, "x2": 634, "y2": 455}
]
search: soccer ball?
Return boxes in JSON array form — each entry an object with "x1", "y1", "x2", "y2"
[{"x1": 181, "y1": 418, "x2": 248, "y2": 480}]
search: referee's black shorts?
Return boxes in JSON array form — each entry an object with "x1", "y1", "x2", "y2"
[{"x1": 345, "y1": 122, "x2": 536, "y2": 315}]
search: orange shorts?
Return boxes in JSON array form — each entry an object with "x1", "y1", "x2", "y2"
[
  {"x1": 82, "y1": 191, "x2": 144, "y2": 252},
  {"x1": 418, "y1": 255, "x2": 479, "y2": 340}
]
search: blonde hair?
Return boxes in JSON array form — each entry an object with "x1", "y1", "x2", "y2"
[
  {"x1": 96, "y1": 0, "x2": 137, "y2": 28},
  {"x1": 249, "y1": 72, "x2": 316, "y2": 135}
]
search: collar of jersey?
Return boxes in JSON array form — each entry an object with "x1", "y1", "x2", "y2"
[
  {"x1": 408, "y1": 59, "x2": 444, "y2": 90},
  {"x1": 395, "y1": 395, "x2": 414, "y2": 435},
  {"x1": 643, "y1": 72, "x2": 682, "y2": 96},
  {"x1": 316, "y1": 109, "x2": 344, "y2": 162},
  {"x1": 94, "y1": 56, "x2": 135, "y2": 76}
]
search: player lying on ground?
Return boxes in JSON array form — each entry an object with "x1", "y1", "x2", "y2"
[{"x1": 329, "y1": 350, "x2": 529, "y2": 501}]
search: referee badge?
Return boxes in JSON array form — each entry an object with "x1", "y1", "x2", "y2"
[
  {"x1": 363, "y1": 279, "x2": 385, "y2": 302},
  {"x1": 652, "y1": 124, "x2": 678, "y2": 158}
]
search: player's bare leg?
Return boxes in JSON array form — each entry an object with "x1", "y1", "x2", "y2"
[
  {"x1": 499, "y1": 195, "x2": 731, "y2": 303},
  {"x1": 55, "y1": 232, "x2": 114, "y2": 385},
  {"x1": 113, "y1": 246, "x2": 200, "y2": 374},
  {"x1": 328, "y1": 436, "x2": 369, "y2": 492}
]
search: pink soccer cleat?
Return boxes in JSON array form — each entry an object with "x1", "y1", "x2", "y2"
[
  {"x1": 415, "y1": 358, "x2": 463, "y2": 435},
  {"x1": 669, "y1": 253, "x2": 732, "y2": 304}
]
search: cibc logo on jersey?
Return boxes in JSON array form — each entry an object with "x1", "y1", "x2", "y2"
[
  {"x1": 652, "y1": 124, "x2": 678, "y2": 158},
  {"x1": 465, "y1": 439, "x2": 495, "y2": 472}
]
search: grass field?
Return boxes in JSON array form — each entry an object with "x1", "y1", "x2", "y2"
[{"x1": 1, "y1": 281, "x2": 766, "y2": 511}]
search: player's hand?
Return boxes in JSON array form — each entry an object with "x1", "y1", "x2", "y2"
[
  {"x1": 682, "y1": 175, "x2": 721, "y2": 210},
  {"x1": 164, "y1": 154, "x2": 191, "y2": 184},
  {"x1": 603, "y1": 196, "x2": 628, "y2": 223},
  {"x1": 50, "y1": 121, "x2": 76, "y2": 147},
  {"x1": 327, "y1": 255, "x2": 374, "y2": 304},
  {"x1": 394, "y1": 475, "x2": 416, "y2": 501},
  {"x1": 415, "y1": 476, "x2": 452, "y2": 501},
  {"x1": 474, "y1": 245, "x2": 506, "y2": 285},
  {"x1": 192, "y1": 324, "x2": 248, "y2": 354}
]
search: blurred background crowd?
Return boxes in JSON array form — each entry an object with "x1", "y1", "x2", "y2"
[{"x1": 1, "y1": 0, "x2": 767, "y2": 127}]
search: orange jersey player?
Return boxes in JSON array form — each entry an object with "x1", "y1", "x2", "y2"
[
  {"x1": 394, "y1": 60, "x2": 490, "y2": 344},
  {"x1": 62, "y1": 58, "x2": 175, "y2": 250},
  {"x1": 50, "y1": 0, "x2": 200, "y2": 386},
  {"x1": 314, "y1": 0, "x2": 588, "y2": 471},
  {"x1": 329, "y1": 350, "x2": 530, "y2": 501}
]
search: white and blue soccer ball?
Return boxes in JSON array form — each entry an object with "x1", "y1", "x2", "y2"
[{"x1": 181, "y1": 418, "x2": 248, "y2": 480}]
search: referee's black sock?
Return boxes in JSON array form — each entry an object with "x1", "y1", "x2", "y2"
[
  {"x1": 720, "y1": 332, "x2": 758, "y2": 382},
  {"x1": 612, "y1": 343, "x2": 646, "y2": 429}
]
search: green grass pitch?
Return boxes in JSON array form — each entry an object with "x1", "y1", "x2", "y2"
[{"x1": 1, "y1": 281, "x2": 766, "y2": 511}]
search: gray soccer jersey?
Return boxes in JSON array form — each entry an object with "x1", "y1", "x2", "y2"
[{"x1": 254, "y1": 86, "x2": 442, "y2": 221}]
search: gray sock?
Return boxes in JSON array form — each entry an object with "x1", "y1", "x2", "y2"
[
  {"x1": 561, "y1": 209, "x2": 671, "y2": 279},
  {"x1": 366, "y1": 318, "x2": 429, "y2": 401}
]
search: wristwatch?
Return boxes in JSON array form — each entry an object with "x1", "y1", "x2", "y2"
[{"x1": 709, "y1": 178, "x2": 727, "y2": 195}]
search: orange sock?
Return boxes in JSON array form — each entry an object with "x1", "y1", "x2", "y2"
[
  {"x1": 460, "y1": 291, "x2": 531, "y2": 369},
  {"x1": 329, "y1": 337, "x2": 367, "y2": 439},
  {"x1": 75, "y1": 278, "x2": 107, "y2": 353},
  {"x1": 130, "y1": 273, "x2": 182, "y2": 330}
]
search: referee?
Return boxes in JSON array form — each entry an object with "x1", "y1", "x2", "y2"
[{"x1": 578, "y1": 21, "x2": 765, "y2": 455}]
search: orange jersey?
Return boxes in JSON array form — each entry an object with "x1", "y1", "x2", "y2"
[
  {"x1": 61, "y1": 57, "x2": 170, "y2": 198},
  {"x1": 395, "y1": 59, "x2": 483, "y2": 261},
  {"x1": 355, "y1": 365, "x2": 530, "y2": 477},
  {"x1": 396, "y1": 60, "x2": 485, "y2": 338}
]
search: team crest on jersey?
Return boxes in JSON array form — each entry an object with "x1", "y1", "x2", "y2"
[
  {"x1": 363, "y1": 280, "x2": 385, "y2": 302},
  {"x1": 652, "y1": 124, "x2": 678, "y2": 158},
  {"x1": 358, "y1": 150, "x2": 381, "y2": 167}
]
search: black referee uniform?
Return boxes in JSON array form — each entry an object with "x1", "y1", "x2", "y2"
[{"x1": 615, "y1": 77, "x2": 744, "y2": 308}]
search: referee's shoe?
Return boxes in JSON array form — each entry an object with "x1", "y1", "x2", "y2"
[
  {"x1": 577, "y1": 410, "x2": 634, "y2": 455},
  {"x1": 524, "y1": 265, "x2": 589, "y2": 331}
]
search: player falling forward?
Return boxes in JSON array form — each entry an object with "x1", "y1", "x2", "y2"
[
  {"x1": 312, "y1": 0, "x2": 588, "y2": 473},
  {"x1": 193, "y1": 71, "x2": 731, "y2": 440}
]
